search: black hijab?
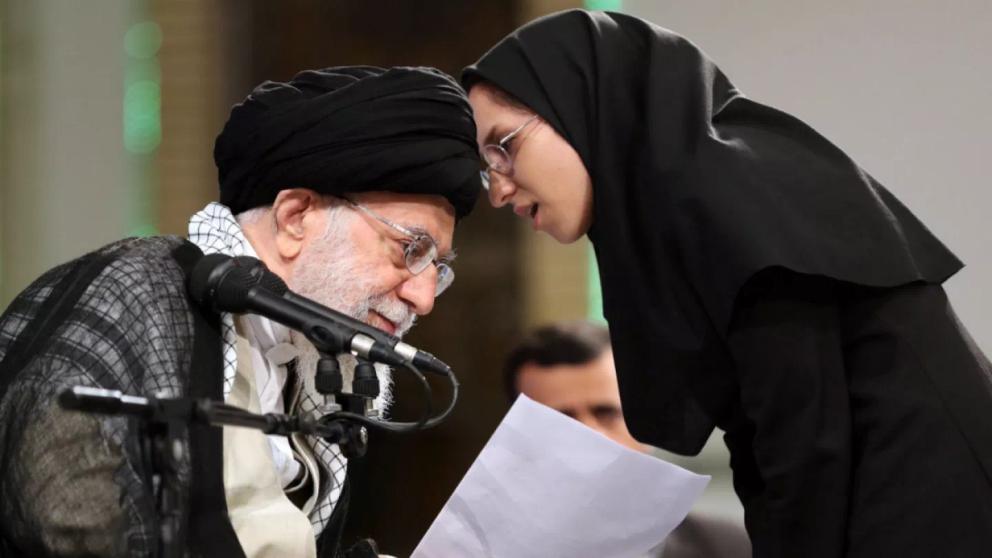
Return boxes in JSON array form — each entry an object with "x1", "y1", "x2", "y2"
[
  {"x1": 464, "y1": 10, "x2": 961, "y2": 453},
  {"x1": 215, "y1": 66, "x2": 480, "y2": 220}
]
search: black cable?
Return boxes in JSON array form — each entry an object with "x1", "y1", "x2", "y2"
[
  {"x1": 423, "y1": 367, "x2": 458, "y2": 429},
  {"x1": 197, "y1": 358, "x2": 460, "y2": 436},
  {"x1": 324, "y1": 361, "x2": 459, "y2": 433},
  {"x1": 319, "y1": 361, "x2": 433, "y2": 433}
]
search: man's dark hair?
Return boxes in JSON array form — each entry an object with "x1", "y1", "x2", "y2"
[{"x1": 503, "y1": 320, "x2": 612, "y2": 401}]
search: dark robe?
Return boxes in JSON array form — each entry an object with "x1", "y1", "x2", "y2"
[
  {"x1": 721, "y1": 270, "x2": 992, "y2": 557},
  {"x1": 0, "y1": 237, "x2": 361, "y2": 557},
  {"x1": 464, "y1": 9, "x2": 992, "y2": 556}
]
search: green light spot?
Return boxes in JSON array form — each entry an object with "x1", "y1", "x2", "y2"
[
  {"x1": 125, "y1": 59, "x2": 161, "y2": 88},
  {"x1": 585, "y1": 0, "x2": 623, "y2": 11},
  {"x1": 128, "y1": 223, "x2": 159, "y2": 238},
  {"x1": 123, "y1": 80, "x2": 161, "y2": 154},
  {"x1": 124, "y1": 21, "x2": 162, "y2": 59}
]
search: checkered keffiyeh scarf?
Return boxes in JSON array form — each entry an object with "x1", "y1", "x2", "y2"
[{"x1": 188, "y1": 202, "x2": 346, "y2": 535}]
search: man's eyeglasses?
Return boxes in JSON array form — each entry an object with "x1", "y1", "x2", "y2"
[
  {"x1": 344, "y1": 199, "x2": 454, "y2": 296},
  {"x1": 479, "y1": 114, "x2": 539, "y2": 191}
]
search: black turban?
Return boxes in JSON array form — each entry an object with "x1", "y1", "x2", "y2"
[{"x1": 215, "y1": 66, "x2": 481, "y2": 220}]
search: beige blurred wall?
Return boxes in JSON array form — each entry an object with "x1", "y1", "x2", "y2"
[
  {"x1": 626, "y1": 0, "x2": 992, "y2": 353},
  {"x1": 1, "y1": 0, "x2": 132, "y2": 305},
  {"x1": 0, "y1": 0, "x2": 236, "y2": 306}
]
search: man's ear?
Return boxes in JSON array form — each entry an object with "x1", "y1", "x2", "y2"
[{"x1": 272, "y1": 188, "x2": 324, "y2": 262}]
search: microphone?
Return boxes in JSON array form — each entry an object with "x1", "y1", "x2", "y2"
[
  {"x1": 214, "y1": 255, "x2": 451, "y2": 375},
  {"x1": 188, "y1": 253, "x2": 356, "y2": 359},
  {"x1": 187, "y1": 254, "x2": 451, "y2": 374},
  {"x1": 262, "y1": 269, "x2": 453, "y2": 376}
]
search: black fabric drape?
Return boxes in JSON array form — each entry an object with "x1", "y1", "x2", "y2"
[
  {"x1": 723, "y1": 271, "x2": 992, "y2": 557},
  {"x1": 172, "y1": 242, "x2": 246, "y2": 558},
  {"x1": 0, "y1": 237, "x2": 244, "y2": 557},
  {"x1": 463, "y1": 10, "x2": 961, "y2": 454}
]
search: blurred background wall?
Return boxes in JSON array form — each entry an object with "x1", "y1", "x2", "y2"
[
  {"x1": 625, "y1": 0, "x2": 992, "y2": 378},
  {"x1": 0, "y1": 0, "x2": 988, "y2": 555}
]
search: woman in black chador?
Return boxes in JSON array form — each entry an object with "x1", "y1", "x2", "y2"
[{"x1": 463, "y1": 9, "x2": 992, "y2": 557}]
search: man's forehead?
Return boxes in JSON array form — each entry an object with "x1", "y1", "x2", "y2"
[{"x1": 518, "y1": 356, "x2": 621, "y2": 403}]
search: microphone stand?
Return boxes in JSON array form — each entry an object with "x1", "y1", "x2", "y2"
[{"x1": 58, "y1": 386, "x2": 370, "y2": 558}]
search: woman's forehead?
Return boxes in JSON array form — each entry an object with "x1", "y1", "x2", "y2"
[{"x1": 469, "y1": 87, "x2": 533, "y2": 146}]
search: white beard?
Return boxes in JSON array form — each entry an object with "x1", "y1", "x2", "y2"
[{"x1": 287, "y1": 209, "x2": 417, "y2": 414}]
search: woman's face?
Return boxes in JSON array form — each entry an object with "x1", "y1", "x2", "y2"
[{"x1": 468, "y1": 85, "x2": 593, "y2": 244}]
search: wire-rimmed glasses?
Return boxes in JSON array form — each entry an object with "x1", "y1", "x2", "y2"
[
  {"x1": 479, "y1": 114, "x2": 539, "y2": 191},
  {"x1": 344, "y1": 199, "x2": 455, "y2": 296}
]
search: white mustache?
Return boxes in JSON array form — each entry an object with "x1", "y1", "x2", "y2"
[{"x1": 362, "y1": 294, "x2": 417, "y2": 337}]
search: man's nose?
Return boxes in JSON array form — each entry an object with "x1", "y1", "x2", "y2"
[
  {"x1": 397, "y1": 266, "x2": 437, "y2": 316},
  {"x1": 487, "y1": 172, "x2": 515, "y2": 208}
]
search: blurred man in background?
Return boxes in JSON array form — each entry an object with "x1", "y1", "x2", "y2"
[
  {"x1": 504, "y1": 321, "x2": 752, "y2": 558},
  {"x1": 0, "y1": 66, "x2": 480, "y2": 557}
]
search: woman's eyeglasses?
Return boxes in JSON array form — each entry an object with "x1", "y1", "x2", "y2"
[{"x1": 479, "y1": 114, "x2": 539, "y2": 191}]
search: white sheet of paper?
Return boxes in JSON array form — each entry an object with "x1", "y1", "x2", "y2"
[{"x1": 413, "y1": 395, "x2": 710, "y2": 558}]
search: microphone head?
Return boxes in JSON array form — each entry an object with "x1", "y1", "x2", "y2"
[
  {"x1": 259, "y1": 270, "x2": 288, "y2": 295},
  {"x1": 187, "y1": 253, "x2": 256, "y2": 312},
  {"x1": 188, "y1": 253, "x2": 234, "y2": 306},
  {"x1": 212, "y1": 267, "x2": 255, "y2": 312},
  {"x1": 232, "y1": 256, "x2": 288, "y2": 296}
]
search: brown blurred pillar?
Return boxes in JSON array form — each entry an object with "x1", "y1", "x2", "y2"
[{"x1": 152, "y1": 0, "x2": 248, "y2": 235}]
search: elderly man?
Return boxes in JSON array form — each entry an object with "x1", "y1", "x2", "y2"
[
  {"x1": 0, "y1": 66, "x2": 480, "y2": 557},
  {"x1": 504, "y1": 321, "x2": 752, "y2": 558}
]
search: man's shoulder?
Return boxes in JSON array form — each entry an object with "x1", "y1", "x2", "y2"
[
  {"x1": 29, "y1": 235, "x2": 190, "y2": 280},
  {"x1": 95, "y1": 235, "x2": 192, "y2": 268},
  {"x1": 2, "y1": 235, "x2": 194, "y2": 325},
  {"x1": 84, "y1": 235, "x2": 198, "y2": 305},
  {"x1": 0, "y1": 235, "x2": 203, "y2": 379}
]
